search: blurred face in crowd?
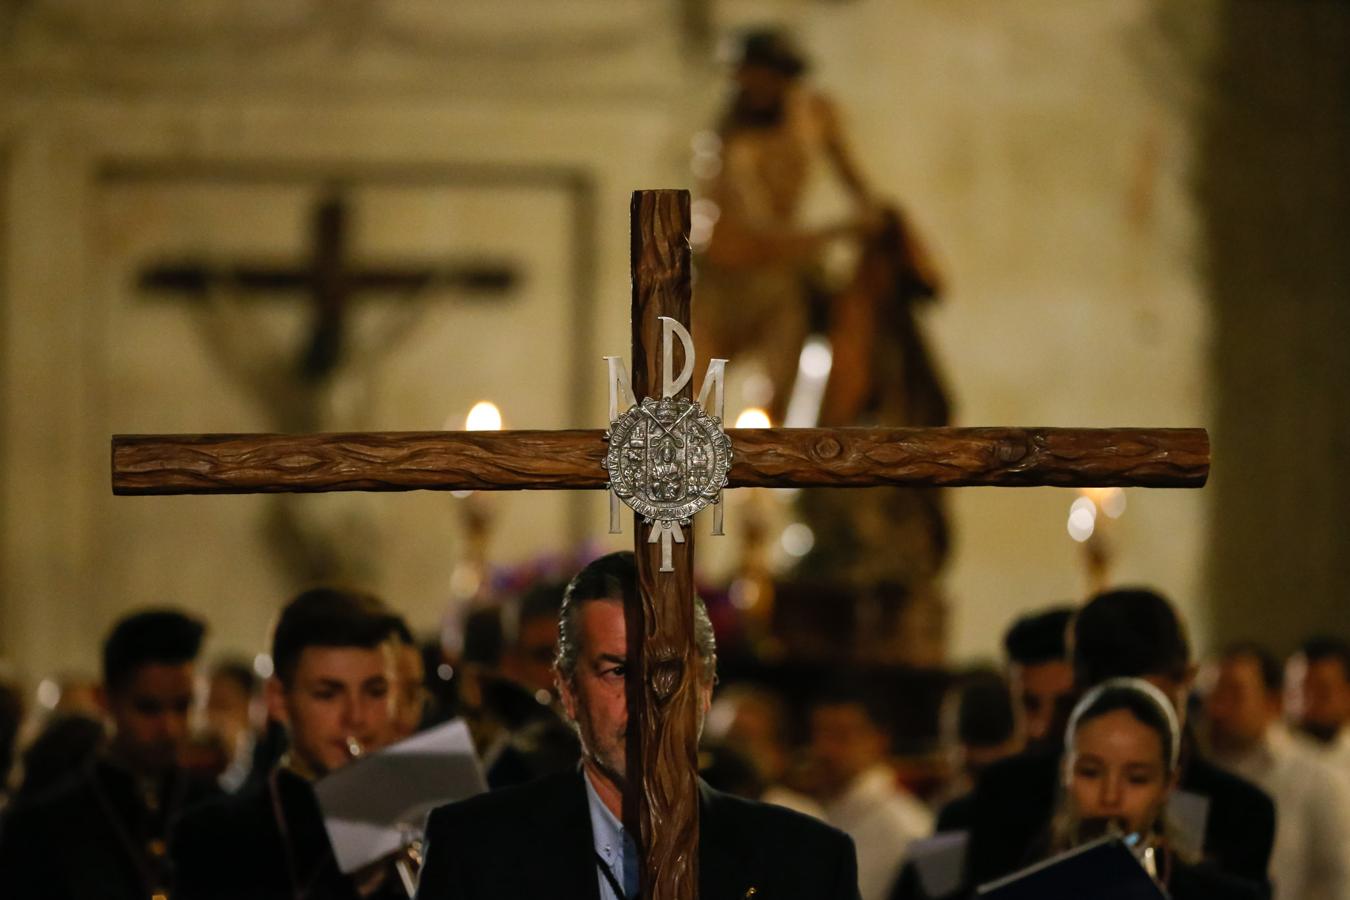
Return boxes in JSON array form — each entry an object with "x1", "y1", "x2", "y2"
[
  {"x1": 1066, "y1": 709, "x2": 1174, "y2": 837},
  {"x1": 268, "y1": 644, "x2": 395, "y2": 777},
  {"x1": 512, "y1": 614, "x2": 562, "y2": 699},
  {"x1": 1285, "y1": 654, "x2": 1350, "y2": 743},
  {"x1": 557, "y1": 598, "x2": 712, "y2": 801},
  {"x1": 391, "y1": 642, "x2": 427, "y2": 742},
  {"x1": 1009, "y1": 659, "x2": 1074, "y2": 747},
  {"x1": 205, "y1": 673, "x2": 253, "y2": 752},
  {"x1": 810, "y1": 702, "x2": 888, "y2": 797},
  {"x1": 727, "y1": 694, "x2": 789, "y2": 781},
  {"x1": 105, "y1": 662, "x2": 196, "y2": 773},
  {"x1": 1204, "y1": 655, "x2": 1276, "y2": 753}
]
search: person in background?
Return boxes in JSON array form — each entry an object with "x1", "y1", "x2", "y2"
[
  {"x1": 1204, "y1": 643, "x2": 1350, "y2": 900},
  {"x1": 0, "y1": 679, "x2": 22, "y2": 808},
  {"x1": 389, "y1": 618, "x2": 430, "y2": 741},
  {"x1": 706, "y1": 682, "x2": 825, "y2": 818},
  {"x1": 501, "y1": 580, "x2": 567, "y2": 703},
  {"x1": 1285, "y1": 636, "x2": 1350, "y2": 777},
  {"x1": 171, "y1": 587, "x2": 408, "y2": 900},
  {"x1": 204, "y1": 658, "x2": 261, "y2": 792},
  {"x1": 1049, "y1": 678, "x2": 1259, "y2": 900},
  {"x1": 1002, "y1": 607, "x2": 1076, "y2": 751},
  {"x1": 12, "y1": 713, "x2": 105, "y2": 804},
  {"x1": 966, "y1": 588, "x2": 1275, "y2": 895},
  {"x1": 0, "y1": 609, "x2": 217, "y2": 900},
  {"x1": 933, "y1": 668, "x2": 1020, "y2": 808},
  {"x1": 809, "y1": 682, "x2": 933, "y2": 900}
]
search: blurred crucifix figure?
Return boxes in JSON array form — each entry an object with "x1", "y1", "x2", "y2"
[
  {"x1": 696, "y1": 28, "x2": 952, "y2": 615},
  {"x1": 141, "y1": 187, "x2": 516, "y2": 584}
]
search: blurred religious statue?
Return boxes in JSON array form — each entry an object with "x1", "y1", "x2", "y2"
[
  {"x1": 695, "y1": 29, "x2": 953, "y2": 615},
  {"x1": 694, "y1": 28, "x2": 875, "y2": 425}
]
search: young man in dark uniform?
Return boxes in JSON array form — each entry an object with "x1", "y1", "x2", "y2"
[
  {"x1": 415, "y1": 552, "x2": 860, "y2": 900},
  {"x1": 171, "y1": 588, "x2": 408, "y2": 900},
  {"x1": 0, "y1": 609, "x2": 217, "y2": 900}
]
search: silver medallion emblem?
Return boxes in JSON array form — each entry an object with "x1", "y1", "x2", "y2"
[
  {"x1": 602, "y1": 317, "x2": 731, "y2": 572},
  {"x1": 603, "y1": 395, "x2": 732, "y2": 526}
]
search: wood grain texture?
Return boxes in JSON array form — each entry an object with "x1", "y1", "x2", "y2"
[
  {"x1": 112, "y1": 426, "x2": 1209, "y2": 495},
  {"x1": 626, "y1": 189, "x2": 701, "y2": 900}
]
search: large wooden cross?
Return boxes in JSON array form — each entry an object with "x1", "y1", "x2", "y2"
[
  {"x1": 140, "y1": 189, "x2": 517, "y2": 383},
  {"x1": 112, "y1": 190, "x2": 1208, "y2": 900}
]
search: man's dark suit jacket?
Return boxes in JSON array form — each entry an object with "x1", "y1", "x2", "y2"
[
  {"x1": 171, "y1": 767, "x2": 402, "y2": 900},
  {"x1": 965, "y1": 748, "x2": 1275, "y2": 894},
  {"x1": 415, "y1": 769, "x2": 860, "y2": 900},
  {"x1": 0, "y1": 759, "x2": 219, "y2": 900}
]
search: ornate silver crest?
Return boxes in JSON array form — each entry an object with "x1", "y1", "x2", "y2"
[{"x1": 603, "y1": 396, "x2": 732, "y2": 526}]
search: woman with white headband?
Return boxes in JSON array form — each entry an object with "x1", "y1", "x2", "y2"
[{"x1": 1048, "y1": 678, "x2": 1260, "y2": 899}]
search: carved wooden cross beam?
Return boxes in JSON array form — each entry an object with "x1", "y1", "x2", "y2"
[{"x1": 112, "y1": 190, "x2": 1208, "y2": 900}]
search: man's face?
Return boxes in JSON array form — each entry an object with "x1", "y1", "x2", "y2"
[
  {"x1": 1009, "y1": 660, "x2": 1074, "y2": 747},
  {"x1": 268, "y1": 644, "x2": 395, "y2": 777},
  {"x1": 558, "y1": 600, "x2": 631, "y2": 786},
  {"x1": 512, "y1": 615, "x2": 562, "y2": 699},
  {"x1": 1204, "y1": 656, "x2": 1275, "y2": 751},
  {"x1": 809, "y1": 702, "x2": 887, "y2": 796},
  {"x1": 1285, "y1": 654, "x2": 1350, "y2": 742},
  {"x1": 105, "y1": 662, "x2": 196, "y2": 773}
]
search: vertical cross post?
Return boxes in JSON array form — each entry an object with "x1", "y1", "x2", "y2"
[{"x1": 625, "y1": 191, "x2": 701, "y2": 900}]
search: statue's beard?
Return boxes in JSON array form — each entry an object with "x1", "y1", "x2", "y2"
[{"x1": 727, "y1": 95, "x2": 786, "y2": 130}]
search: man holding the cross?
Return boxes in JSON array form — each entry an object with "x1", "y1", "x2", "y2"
[{"x1": 415, "y1": 551, "x2": 861, "y2": 900}]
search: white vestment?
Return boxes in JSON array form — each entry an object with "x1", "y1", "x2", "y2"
[
  {"x1": 822, "y1": 765, "x2": 934, "y2": 900},
  {"x1": 1215, "y1": 725, "x2": 1350, "y2": 900}
]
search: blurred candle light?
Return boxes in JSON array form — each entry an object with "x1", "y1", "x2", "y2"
[
  {"x1": 735, "y1": 407, "x2": 771, "y2": 429},
  {"x1": 1067, "y1": 504, "x2": 1096, "y2": 542},
  {"x1": 465, "y1": 401, "x2": 503, "y2": 432},
  {"x1": 780, "y1": 522, "x2": 815, "y2": 557}
]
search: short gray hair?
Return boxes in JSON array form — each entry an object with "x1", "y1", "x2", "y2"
[{"x1": 555, "y1": 551, "x2": 716, "y2": 684}]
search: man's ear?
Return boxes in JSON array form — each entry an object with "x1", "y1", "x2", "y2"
[
  {"x1": 94, "y1": 683, "x2": 111, "y2": 716},
  {"x1": 265, "y1": 676, "x2": 290, "y2": 727}
]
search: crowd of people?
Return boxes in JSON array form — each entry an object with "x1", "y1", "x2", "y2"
[{"x1": 0, "y1": 559, "x2": 1347, "y2": 900}]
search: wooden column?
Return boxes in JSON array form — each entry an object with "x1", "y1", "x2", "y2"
[{"x1": 625, "y1": 190, "x2": 701, "y2": 900}]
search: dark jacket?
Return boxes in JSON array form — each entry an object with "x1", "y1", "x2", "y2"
[
  {"x1": 414, "y1": 769, "x2": 860, "y2": 900},
  {"x1": 0, "y1": 759, "x2": 219, "y2": 900},
  {"x1": 171, "y1": 767, "x2": 403, "y2": 900},
  {"x1": 965, "y1": 749, "x2": 1275, "y2": 894}
]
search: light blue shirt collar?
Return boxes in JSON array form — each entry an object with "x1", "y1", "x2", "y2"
[{"x1": 584, "y1": 769, "x2": 629, "y2": 900}]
